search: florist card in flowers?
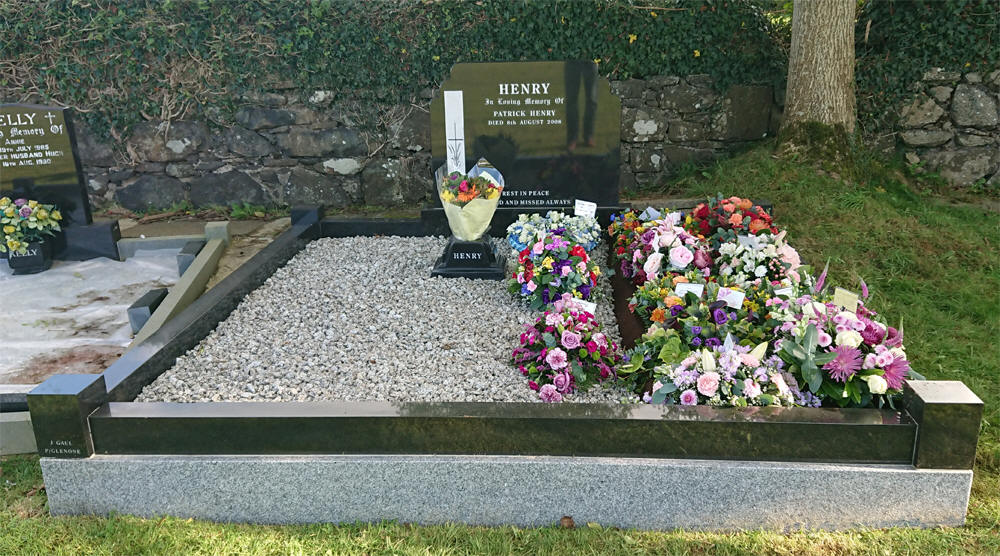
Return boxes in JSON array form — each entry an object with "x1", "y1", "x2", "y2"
[
  {"x1": 574, "y1": 199, "x2": 597, "y2": 219},
  {"x1": 833, "y1": 287, "x2": 860, "y2": 313},
  {"x1": 675, "y1": 282, "x2": 704, "y2": 298},
  {"x1": 716, "y1": 287, "x2": 746, "y2": 309}
]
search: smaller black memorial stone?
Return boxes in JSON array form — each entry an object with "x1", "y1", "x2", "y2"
[{"x1": 431, "y1": 235, "x2": 506, "y2": 280}]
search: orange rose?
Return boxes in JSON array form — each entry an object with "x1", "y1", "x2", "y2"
[
  {"x1": 663, "y1": 296, "x2": 683, "y2": 307},
  {"x1": 672, "y1": 275, "x2": 689, "y2": 285},
  {"x1": 728, "y1": 213, "x2": 743, "y2": 227},
  {"x1": 737, "y1": 198, "x2": 753, "y2": 210},
  {"x1": 728, "y1": 196, "x2": 742, "y2": 203},
  {"x1": 721, "y1": 203, "x2": 735, "y2": 213},
  {"x1": 749, "y1": 219, "x2": 768, "y2": 233},
  {"x1": 650, "y1": 308, "x2": 666, "y2": 323}
]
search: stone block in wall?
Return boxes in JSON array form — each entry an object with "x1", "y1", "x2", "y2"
[
  {"x1": 923, "y1": 68, "x2": 961, "y2": 82},
  {"x1": 165, "y1": 162, "x2": 197, "y2": 178},
  {"x1": 128, "y1": 120, "x2": 208, "y2": 162},
  {"x1": 899, "y1": 95, "x2": 946, "y2": 128},
  {"x1": 74, "y1": 122, "x2": 115, "y2": 167},
  {"x1": 223, "y1": 126, "x2": 276, "y2": 158},
  {"x1": 360, "y1": 158, "x2": 429, "y2": 206},
  {"x1": 922, "y1": 147, "x2": 1000, "y2": 187},
  {"x1": 189, "y1": 170, "x2": 269, "y2": 207},
  {"x1": 610, "y1": 79, "x2": 646, "y2": 100},
  {"x1": 388, "y1": 110, "x2": 431, "y2": 152},
  {"x1": 668, "y1": 120, "x2": 707, "y2": 142},
  {"x1": 277, "y1": 128, "x2": 365, "y2": 158},
  {"x1": 621, "y1": 107, "x2": 666, "y2": 142},
  {"x1": 320, "y1": 158, "x2": 364, "y2": 176},
  {"x1": 951, "y1": 84, "x2": 999, "y2": 129},
  {"x1": 647, "y1": 75, "x2": 681, "y2": 89},
  {"x1": 282, "y1": 167, "x2": 352, "y2": 208},
  {"x1": 660, "y1": 83, "x2": 716, "y2": 114},
  {"x1": 662, "y1": 145, "x2": 715, "y2": 168},
  {"x1": 114, "y1": 175, "x2": 187, "y2": 211},
  {"x1": 235, "y1": 108, "x2": 296, "y2": 130},
  {"x1": 956, "y1": 131, "x2": 996, "y2": 147},
  {"x1": 900, "y1": 129, "x2": 953, "y2": 148},
  {"x1": 714, "y1": 85, "x2": 772, "y2": 141},
  {"x1": 240, "y1": 92, "x2": 286, "y2": 107},
  {"x1": 929, "y1": 86, "x2": 953, "y2": 104},
  {"x1": 629, "y1": 145, "x2": 666, "y2": 173}
]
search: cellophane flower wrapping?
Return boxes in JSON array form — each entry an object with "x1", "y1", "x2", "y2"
[{"x1": 436, "y1": 159, "x2": 504, "y2": 241}]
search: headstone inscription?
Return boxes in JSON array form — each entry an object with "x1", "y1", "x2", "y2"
[
  {"x1": 425, "y1": 61, "x2": 623, "y2": 234},
  {"x1": 0, "y1": 104, "x2": 119, "y2": 261}
]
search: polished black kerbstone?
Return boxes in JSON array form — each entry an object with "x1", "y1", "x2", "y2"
[
  {"x1": 128, "y1": 288, "x2": 169, "y2": 334},
  {"x1": 430, "y1": 235, "x2": 506, "y2": 280},
  {"x1": 0, "y1": 104, "x2": 90, "y2": 226},
  {"x1": 27, "y1": 374, "x2": 107, "y2": 458},
  {"x1": 904, "y1": 380, "x2": 983, "y2": 469},
  {"x1": 89, "y1": 400, "x2": 916, "y2": 464},
  {"x1": 430, "y1": 62, "x2": 621, "y2": 208}
]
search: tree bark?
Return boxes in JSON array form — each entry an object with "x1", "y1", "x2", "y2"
[{"x1": 781, "y1": 0, "x2": 856, "y2": 134}]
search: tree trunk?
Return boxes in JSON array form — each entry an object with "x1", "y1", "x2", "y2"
[{"x1": 781, "y1": 0, "x2": 856, "y2": 136}]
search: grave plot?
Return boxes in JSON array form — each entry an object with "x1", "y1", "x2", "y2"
[{"x1": 26, "y1": 210, "x2": 983, "y2": 530}]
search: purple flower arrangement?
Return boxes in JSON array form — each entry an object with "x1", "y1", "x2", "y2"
[
  {"x1": 511, "y1": 294, "x2": 621, "y2": 402},
  {"x1": 507, "y1": 230, "x2": 600, "y2": 311},
  {"x1": 765, "y1": 292, "x2": 921, "y2": 408},
  {"x1": 647, "y1": 343, "x2": 816, "y2": 408}
]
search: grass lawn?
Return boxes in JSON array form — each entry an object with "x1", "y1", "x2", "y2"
[{"x1": 2, "y1": 145, "x2": 998, "y2": 555}]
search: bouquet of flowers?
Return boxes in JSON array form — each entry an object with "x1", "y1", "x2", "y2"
[
  {"x1": 683, "y1": 195, "x2": 778, "y2": 249},
  {"x1": 715, "y1": 232, "x2": 803, "y2": 290},
  {"x1": 436, "y1": 158, "x2": 504, "y2": 241},
  {"x1": 608, "y1": 211, "x2": 646, "y2": 283},
  {"x1": 0, "y1": 197, "x2": 63, "y2": 254},
  {"x1": 506, "y1": 211, "x2": 601, "y2": 254},
  {"x1": 647, "y1": 343, "x2": 815, "y2": 407},
  {"x1": 627, "y1": 272, "x2": 703, "y2": 327},
  {"x1": 511, "y1": 294, "x2": 621, "y2": 402},
  {"x1": 508, "y1": 230, "x2": 601, "y2": 310},
  {"x1": 767, "y1": 289, "x2": 921, "y2": 408}
]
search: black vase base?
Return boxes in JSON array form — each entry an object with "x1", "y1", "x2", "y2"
[{"x1": 431, "y1": 236, "x2": 507, "y2": 281}]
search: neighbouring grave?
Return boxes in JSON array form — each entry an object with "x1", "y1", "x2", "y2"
[
  {"x1": 0, "y1": 104, "x2": 119, "y2": 260},
  {"x1": 424, "y1": 61, "x2": 624, "y2": 235}
]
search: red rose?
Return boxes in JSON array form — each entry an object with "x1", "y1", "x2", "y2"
[
  {"x1": 518, "y1": 248, "x2": 530, "y2": 264},
  {"x1": 694, "y1": 204, "x2": 710, "y2": 219},
  {"x1": 570, "y1": 245, "x2": 586, "y2": 258},
  {"x1": 698, "y1": 220, "x2": 711, "y2": 234},
  {"x1": 616, "y1": 246, "x2": 626, "y2": 255},
  {"x1": 590, "y1": 272, "x2": 597, "y2": 285}
]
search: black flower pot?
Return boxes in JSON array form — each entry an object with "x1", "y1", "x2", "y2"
[{"x1": 7, "y1": 240, "x2": 53, "y2": 275}]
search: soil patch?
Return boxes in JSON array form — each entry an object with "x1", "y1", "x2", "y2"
[{"x1": 7, "y1": 346, "x2": 123, "y2": 384}]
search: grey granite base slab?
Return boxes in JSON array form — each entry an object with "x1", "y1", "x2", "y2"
[
  {"x1": 41, "y1": 454, "x2": 971, "y2": 531},
  {"x1": 0, "y1": 412, "x2": 37, "y2": 455}
]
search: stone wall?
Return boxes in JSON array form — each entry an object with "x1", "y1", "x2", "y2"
[
  {"x1": 74, "y1": 76, "x2": 779, "y2": 213},
  {"x1": 898, "y1": 68, "x2": 999, "y2": 188}
]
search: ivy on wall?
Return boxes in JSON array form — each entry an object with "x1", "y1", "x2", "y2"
[
  {"x1": 855, "y1": 0, "x2": 999, "y2": 137},
  {"x1": 0, "y1": 0, "x2": 784, "y2": 136}
]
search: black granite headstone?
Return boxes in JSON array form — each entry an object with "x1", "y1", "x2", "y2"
[
  {"x1": 425, "y1": 61, "x2": 624, "y2": 235},
  {"x1": 0, "y1": 104, "x2": 119, "y2": 261}
]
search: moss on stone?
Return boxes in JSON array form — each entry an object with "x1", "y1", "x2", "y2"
[{"x1": 777, "y1": 121, "x2": 853, "y2": 163}]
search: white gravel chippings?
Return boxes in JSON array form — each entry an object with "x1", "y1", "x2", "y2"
[{"x1": 137, "y1": 236, "x2": 633, "y2": 404}]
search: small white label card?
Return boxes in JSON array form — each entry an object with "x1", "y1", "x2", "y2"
[
  {"x1": 832, "y1": 287, "x2": 860, "y2": 313},
  {"x1": 574, "y1": 199, "x2": 597, "y2": 219},
  {"x1": 674, "y1": 282, "x2": 704, "y2": 298},
  {"x1": 716, "y1": 287, "x2": 746, "y2": 309},
  {"x1": 443, "y1": 90, "x2": 466, "y2": 174},
  {"x1": 638, "y1": 206, "x2": 661, "y2": 221},
  {"x1": 737, "y1": 234, "x2": 761, "y2": 250},
  {"x1": 773, "y1": 286, "x2": 794, "y2": 297},
  {"x1": 574, "y1": 300, "x2": 598, "y2": 314}
]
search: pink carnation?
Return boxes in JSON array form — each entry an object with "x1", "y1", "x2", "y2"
[
  {"x1": 696, "y1": 371, "x2": 720, "y2": 397},
  {"x1": 545, "y1": 347, "x2": 568, "y2": 370},
  {"x1": 743, "y1": 379, "x2": 762, "y2": 399},
  {"x1": 680, "y1": 389, "x2": 698, "y2": 405},
  {"x1": 539, "y1": 384, "x2": 563, "y2": 402}
]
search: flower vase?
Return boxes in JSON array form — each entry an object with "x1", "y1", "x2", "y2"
[{"x1": 7, "y1": 240, "x2": 53, "y2": 275}]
